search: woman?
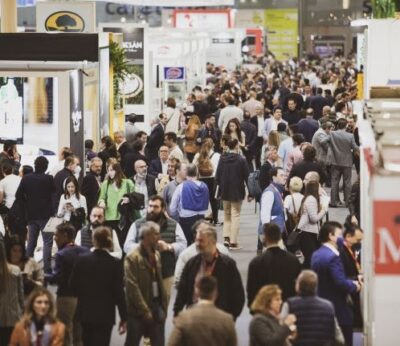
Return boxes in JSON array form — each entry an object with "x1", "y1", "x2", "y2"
[
  {"x1": 9, "y1": 287, "x2": 65, "y2": 346},
  {"x1": 6, "y1": 235, "x2": 43, "y2": 297},
  {"x1": 298, "y1": 180, "x2": 327, "y2": 268},
  {"x1": 224, "y1": 118, "x2": 246, "y2": 151},
  {"x1": 286, "y1": 133, "x2": 305, "y2": 175},
  {"x1": 249, "y1": 285, "x2": 296, "y2": 346},
  {"x1": 184, "y1": 115, "x2": 201, "y2": 162},
  {"x1": 284, "y1": 177, "x2": 304, "y2": 234},
  {"x1": 193, "y1": 138, "x2": 221, "y2": 224},
  {"x1": 98, "y1": 160, "x2": 139, "y2": 247},
  {"x1": 260, "y1": 130, "x2": 281, "y2": 165},
  {"x1": 57, "y1": 176, "x2": 87, "y2": 232},
  {"x1": 0, "y1": 241, "x2": 24, "y2": 346},
  {"x1": 98, "y1": 136, "x2": 120, "y2": 180},
  {"x1": 165, "y1": 97, "x2": 181, "y2": 133}
]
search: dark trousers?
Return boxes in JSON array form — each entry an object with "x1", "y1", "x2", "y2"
[
  {"x1": 125, "y1": 316, "x2": 165, "y2": 346},
  {"x1": 340, "y1": 324, "x2": 353, "y2": 346},
  {"x1": 82, "y1": 323, "x2": 113, "y2": 346},
  {"x1": 199, "y1": 177, "x2": 219, "y2": 223},
  {"x1": 299, "y1": 232, "x2": 319, "y2": 269},
  {"x1": 243, "y1": 150, "x2": 254, "y2": 173},
  {"x1": 104, "y1": 220, "x2": 124, "y2": 249},
  {"x1": 254, "y1": 137, "x2": 264, "y2": 169},
  {"x1": 26, "y1": 219, "x2": 53, "y2": 273},
  {"x1": 331, "y1": 165, "x2": 352, "y2": 206},
  {"x1": 0, "y1": 327, "x2": 13, "y2": 346},
  {"x1": 179, "y1": 214, "x2": 204, "y2": 245},
  {"x1": 186, "y1": 153, "x2": 195, "y2": 163}
]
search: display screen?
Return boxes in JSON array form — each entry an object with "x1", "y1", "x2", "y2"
[{"x1": 0, "y1": 77, "x2": 24, "y2": 144}]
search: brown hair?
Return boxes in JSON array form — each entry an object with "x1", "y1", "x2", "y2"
[
  {"x1": 198, "y1": 138, "x2": 214, "y2": 166},
  {"x1": 106, "y1": 160, "x2": 125, "y2": 188},
  {"x1": 224, "y1": 118, "x2": 243, "y2": 143},
  {"x1": 166, "y1": 97, "x2": 176, "y2": 108},
  {"x1": 22, "y1": 287, "x2": 58, "y2": 327},
  {"x1": 268, "y1": 130, "x2": 281, "y2": 148},
  {"x1": 0, "y1": 243, "x2": 10, "y2": 293},
  {"x1": 301, "y1": 180, "x2": 321, "y2": 214},
  {"x1": 250, "y1": 285, "x2": 282, "y2": 314},
  {"x1": 92, "y1": 226, "x2": 113, "y2": 250}
]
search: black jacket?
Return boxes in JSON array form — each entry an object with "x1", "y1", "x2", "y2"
[
  {"x1": 308, "y1": 95, "x2": 328, "y2": 120},
  {"x1": 70, "y1": 249, "x2": 127, "y2": 326},
  {"x1": 247, "y1": 247, "x2": 301, "y2": 306},
  {"x1": 130, "y1": 174, "x2": 157, "y2": 198},
  {"x1": 52, "y1": 168, "x2": 74, "y2": 213},
  {"x1": 259, "y1": 161, "x2": 274, "y2": 192},
  {"x1": 15, "y1": 172, "x2": 54, "y2": 220},
  {"x1": 288, "y1": 160, "x2": 327, "y2": 186},
  {"x1": 146, "y1": 124, "x2": 165, "y2": 161},
  {"x1": 250, "y1": 115, "x2": 267, "y2": 137},
  {"x1": 174, "y1": 252, "x2": 245, "y2": 320},
  {"x1": 149, "y1": 158, "x2": 163, "y2": 177},
  {"x1": 215, "y1": 152, "x2": 249, "y2": 202},
  {"x1": 122, "y1": 152, "x2": 149, "y2": 179},
  {"x1": 118, "y1": 142, "x2": 129, "y2": 162},
  {"x1": 198, "y1": 127, "x2": 222, "y2": 152},
  {"x1": 241, "y1": 120, "x2": 257, "y2": 153},
  {"x1": 81, "y1": 171, "x2": 100, "y2": 216},
  {"x1": 283, "y1": 109, "x2": 303, "y2": 126},
  {"x1": 348, "y1": 180, "x2": 360, "y2": 222}
]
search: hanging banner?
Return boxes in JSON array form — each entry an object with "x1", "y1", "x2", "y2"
[
  {"x1": 173, "y1": 9, "x2": 232, "y2": 29},
  {"x1": 36, "y1": 1, "x2": 96, "y2": 33},
  {"x1": 265, "y1": 8, "x2": 298, "y2": 61},
  {"x1": 82, "y1": 0, "x2": 234, "y2": 6}
]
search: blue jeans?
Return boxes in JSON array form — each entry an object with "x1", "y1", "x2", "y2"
[
  {"x1": 125, "y1": 316, "x2": 165, "y2": 346},
  {"x1": 26, "y1": 219, "x2": 53, "y2": 273}
]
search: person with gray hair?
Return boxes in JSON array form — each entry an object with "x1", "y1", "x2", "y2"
[
  {"x1": 312, "y1": 120, "x2": 333, "y2": 187},
  {"x1": 124, "y1": 220, "x2": 168, "y2": 346},
  {"x1": 281, "y1": 270, "x2": 341, "y2": 346},
  {"x1": 170, "y1": 163, "x2": 209, "y2": 245}
]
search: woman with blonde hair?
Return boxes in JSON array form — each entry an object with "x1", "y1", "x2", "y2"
[
  {"x1": 249, "y1": 285, "x2": 296, "y2": 346},
  {"x1": 184, "y1": 115, "x2": 201, "y2": 162},
  {"x1": 9, "y1": 287, "x2": 65, "y2": 346},
  {"x1": 193, "y1": 138, "x2": 221, "y2": 224},
  {"x1": 260, "y1": 130, "x2": 281, "y2": 165}
]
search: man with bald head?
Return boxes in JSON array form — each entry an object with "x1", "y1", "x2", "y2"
[{"x1": 132, "y1": 160, "x2": 157, "y2": 216}]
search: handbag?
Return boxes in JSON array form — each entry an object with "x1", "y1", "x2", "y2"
[{"x1": 43, "y1": 216, "x2": 64, "y2": 233}]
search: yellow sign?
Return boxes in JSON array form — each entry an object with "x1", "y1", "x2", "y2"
[
  {"x1": 45, "y1": 11, "x2": 85, "y2": 32},
  {"x1": 265, "y1": 9, "x2": 298, "y2": 61}
]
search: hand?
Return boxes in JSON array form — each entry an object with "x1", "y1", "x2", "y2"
[
  {"x1": 351, "y1": 215, "x2": 358, "y2": 225},
  {"x1": 284, "y1": 314, "x2": 296, "y2": 327},
  {"x1": 121, "y1": 197, "x2": 129, "y2": 205},
  {"x1": 144, "y1": 312, "x2": 153, "y2": 322},
  {"x1": 247, "y1": 196, "x2": 254, "y2": 202},
  {"x1": 157, "y1": 240, "x2": 171, "y2": 252},
  {"x1": 353, "y1": 281, "x2": 362, "y2": 292},
  {"x1": 118, "y1": 321, "x2": 127, "y2": 335},
  {"x1": 358, "y1": 274, "x2": 364, "y2": 283},
  {"x1": 98, "y1": 201, "x2": 106, "y2": 208}
]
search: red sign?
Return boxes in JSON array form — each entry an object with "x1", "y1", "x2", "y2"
[{"x1": 374, "y1": 201, "x2": 400, "y2": 274}]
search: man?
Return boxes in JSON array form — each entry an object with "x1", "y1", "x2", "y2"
[
  {"x1": 308, "y1": 87, "x2": 329, "y2": 120},
  {"x1": 263, "y1": 106, "x2": 288, "y2": 139},
  {"x1": 75, "y1": 206, "x2": 122, "y2": 259},
  {"x1": 149, "y1": 146, "x2": 169, "y2": 178},
  {"x1": 282, "y1": 270, "x2": 337, "y2": 345},
  {"x1": 250, "y1": 104, "x2": 267, "y2": 168},
  {"x1": 170, "y1": 164, "x2": 209, "y2": 245},
  {"x1": 312, "y1": 121, "x2": 333, "y2": 168},
  {"x1": 240, "y1": 111, "x2": 257, "y2": 172},
  {"x1": 147, "y1": 113, "x2": 168, "y2": 161},
  {"x1": 0, "y1": 162, "x2": 21, "y2": 211},
  {"x1": 71, "y1": 227, "x2": 127, "y2": 346},
  {"x1": 278, "y1": 124, "x2": 297, "y2": 172},
  {"x1": 114, "y1": 130, "x2": 129, "y2": 162},
  {"x1": 124, "y1": 195, "x2": 186, "y2": 301},
  {"x1": 297, "y1": 108, "x2": 319, "y2": 143},
  {"x1": 311, "y1": 222, "x2": 361, "y2": 346},
  {"x1": 325, "y1": 118, "x2": 359, "y2": 207},
  {"x1": 174, "y1": 220, "x2": 229, "y2": 288},
  {"x1": 125, "y1": 113, "x2": 141, "y2": 143},
  {"x1": 132, "y1": 160, "x2": 157, "y2": 216},
  {"x1": 0, "y1": 140, "x2": 20, "y2": 177},
  {"x1": 340, "y1": 224, "x2": 364, "y2": 330},
  {"x1": 215, "y1": 138, "x2": 250, "y2": 250},
  {"x1": 52, "y1": 155, "x2": 80, "y2": 212},
  {"x1": 124, "y1": 221, "x2": 168, "y2": 346},
  {"x1": 247, "y1": 223, "x2": 301, "y2": 306},
  {"x1": 198, "y1": 114, "x2": 221, "y2": 152},
  {"x1": 260, "y1": 167, "x2": 287, "y2": 234},
  {"x1": 218, "y1": 95, "x2": 244, "y2": 132},
  {"x1": 259, "y1": 146, "x2": 279, "y2": 192},
  {"x1": 50, "y1": 147, "x2": 74, "y2": 176},
  {"x1": 169, "y1": 276, "x2": 237, "y2": 346},
  {"x1": 47, "y1": 223, "x2": 89, "y2": 346},
  {"x1": 163, "y1": 162, "x2": 187, "y2": 216},
  {"x1": 283, "y1": 85, "x2": 305, "y2": 111},
  {"x1": 164, "y1": 132, "x2": 184, "y2": 162},
  {"x1": 81, "y1": 157, "x2": 102, "y2": 216},
  {"x1": 241, "y1": 90, "x2": 263, "y2": 117},
  {"x1": 283, "y1": 98, "x2": 303, "y2": 125},
  {"x1": 15, "y1": 156, "x2": 54, "y2": 273},
  {"x1": 174, "y1": 225, "x2": 245, "y2": 320}
]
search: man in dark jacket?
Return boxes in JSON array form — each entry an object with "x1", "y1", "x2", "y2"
[
  {"x1": 241, "y1": 112, "x2": 257, "y2": 172},
  {"x1": 283, "y1": 98, "x2": 303, "y2": 126},
  {"x1": 81, "y1": 157, "x2": 102, "y2": 217},
  {"x1": 308, "y1": 88, "x2": 328, "y2": 120},
  {"x1": 297, "y1": 108, "x2": 319, "y2": 143},
  {"x1": 70, "y1": 227, "x2": 127, "y2": 346},
  {"x1": 247, "y1": 223, "x2": 301, "y2": 306},
  {"x1": 47, "y1": 223, "x2": 89, "y2": 346},
  {"x1": 174, "y1": 225, "x2": 245, "y2": 320},
  {"x1": 146, "y1": 114, "x2": 168, "y2": 161},
  {"x1": 215, "y1": 138, "x2": 250, "y2": 249},
  {"x1": 15, "y1": 156, "x2": 54, "y2": 273},
  {"x1": 148, "y1": 146, "x2": 169, "y2": 179},
  {"x1": 259, "y1": 146, "x2": 279, "y2": 192},
  {"x1": 132, "y1": 160, "x2": 157, "y2": 215},
  {"x1": 283, "y1": 270, "x2": 337, "y2": 346},
  {"x1": 250, "y1": 104, "x2": 267, "y2": 168}
]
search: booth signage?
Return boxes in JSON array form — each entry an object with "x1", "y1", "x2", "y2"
[
  {"x1": 212, "y1": 38, "x2": 234, "y2": 44},
  {"x1": 164, "y1": 67, "x2": 185, "y2": 81},
  {"x1": 37, "y1": 2, "x2": 96, "y2": 33},
  {"x1": 103, "y1": 26, "x2": 144, "y2": 60},
  {"x1": 374, "y1": 200, "x2": 400, "y2": 274},
  {"x1": 86, "y1": 0, "x2": 234, "y2": 7}
]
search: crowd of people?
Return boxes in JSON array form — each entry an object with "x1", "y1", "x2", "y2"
[{"x1": 0, "y1": 53, "x2": 363, "y2": 346}]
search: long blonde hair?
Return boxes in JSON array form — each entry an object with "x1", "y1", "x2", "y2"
[
  {"x1": 268, "y1": 130, "x2": 281, "y2": 148},
  {"x1": 251, "y1": 284, "x2": 282, "y2": 314},
  {"x1": 22, "y1": 287, "x2": 58, "y2": 327},
  {"x1": 198, "y1": 138, "x2": 214, "y2": 165}
]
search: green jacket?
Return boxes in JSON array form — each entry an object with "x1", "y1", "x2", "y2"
[
  {"x1": 98, "y1": 178, "x2": 140, "y2": 221},
  {"x1": 124, "y1": 245, "x2": 168, "y2": 317}
]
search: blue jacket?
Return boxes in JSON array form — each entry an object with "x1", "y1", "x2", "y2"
[{"x1": 311, "y1": 245, "x2": 357, "y2": 326}]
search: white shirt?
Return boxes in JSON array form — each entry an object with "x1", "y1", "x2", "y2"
[
  {"x1": 193, "y1": 150, "x2": 221, "y2": 177},
  {"x1": 75, "y1": 228, "x2": 123, "y2": 259},
  {"x1": 170, "y1": 146, "x2": 184, "y2": 162},
  {"x1": 260, "y1": 190, "x2": 276, "y2": 224},
  {"x1": 134, "y1": 176, "x2": 148, "y2": 217},
  {"x1": 278, "y1": 137, "x2": 294, "y2": 171},
  {"x1": 257, "y1": 116, "x2": 264, "y2": 137},
  {"x1": 0, "y1": 216, "x2": 5, "y2": 236},
  {"x1": 57, "y1": 194, "x2": 87, "y2": 222},
  {"x1": 161, "y1": 160, "x2": 168, "y2": 175},
  {"x1": 323, "y1": 243, "x2": 340, "y2": 256},
  {"x1": 284, "y1": 193, "x2": 304, "y2": 215},
  {"x1": 0, "y1": 174, "x2": 21, "y2": 208}
]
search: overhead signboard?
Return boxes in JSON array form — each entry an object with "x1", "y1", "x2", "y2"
[
  {"x1": 174, "y1": 9, "x2": 232, "y2": 29},
  {"x1": 82, "y1": 0, "x2": 234, "y2": 6},
  {"x1": 36, "y1": 1, "x2": 96, "y2": 33},
  {"x1": 163, "y1": 67, "x2": 185, "y2": 81}
]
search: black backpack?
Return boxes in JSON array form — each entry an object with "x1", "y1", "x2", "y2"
[{"x1": 247, "y1": 170, "x2": 262, "y2": 200}]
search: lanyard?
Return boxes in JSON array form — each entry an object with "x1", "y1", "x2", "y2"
[{"x1": 344, "y1": 241, "x2": 361, "y2": 273}]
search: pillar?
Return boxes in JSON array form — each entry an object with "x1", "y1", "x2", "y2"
[{"x1": 1, "y1": 0, "x2": 17, "y2": 33}]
